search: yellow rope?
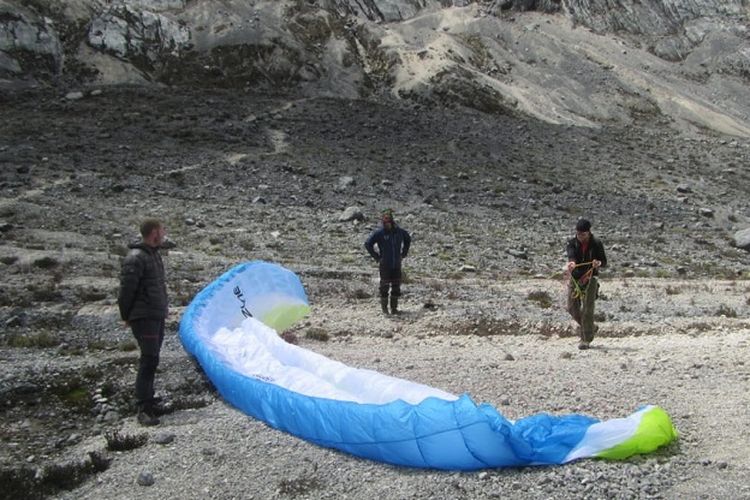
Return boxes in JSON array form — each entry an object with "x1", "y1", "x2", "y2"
[{"x1": 570, "y1": 262, "x2": 595, "y2": 300}]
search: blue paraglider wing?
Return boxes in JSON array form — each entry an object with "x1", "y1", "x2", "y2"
[{"x1": 179, "y1": 261, "x2": 677, "y2": 470}]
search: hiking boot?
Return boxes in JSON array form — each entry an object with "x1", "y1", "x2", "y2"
[
  {"x1": 380, "y1": 296, "x2": 389, "y2": 315},
  {"x1": 578, "y1": 341, "x2": 590, "y2": 350},
  {"x1": 390, "y1": 295, "x2": 399, "y2": 315},
  {"x1": 137, "y1": 407, "x2": 160, "y2": 426}
]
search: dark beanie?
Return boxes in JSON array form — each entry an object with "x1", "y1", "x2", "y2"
[{"x1": 576, "y1": 218, "x2": 592, "y2": 232}]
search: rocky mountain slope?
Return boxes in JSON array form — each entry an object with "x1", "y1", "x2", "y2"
[{"x1": 2, "y1": 0, "x2": 750, "y2": 136}]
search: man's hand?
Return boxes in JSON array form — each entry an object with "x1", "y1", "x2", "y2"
[
  {"x1": 592, "y1": 260, "x2": 601, "y2": 269},
  {"x1": 566, "y1": 261, "x2": 576, "y2": 272}
]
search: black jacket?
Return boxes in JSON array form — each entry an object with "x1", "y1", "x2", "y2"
[
  {"x1": 566, "y1": 235, "x2": 607, "y2": 280},
  {"x1": 365, "y1": 225, "x2": 411, "y2": 270},
  {"x1": 118, "y1": 242, "x2": 168, "y2": 321}
]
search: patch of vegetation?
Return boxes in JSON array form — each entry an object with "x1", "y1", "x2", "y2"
[
  {"x1": 715, "y1": 304, "x2": 737, "y2": 318},
  {"x1": 0, "y1": 255, "x2": 19, "y2": 265},
  {"x1": 527, "y1": 290, "x2": 552, "y2": 308},
  {"x1": 33, "y1": 256, "x2": 60, "y2": 269},
  {"x1": 59, "y1": 387, "x2": 89, "y2": 409},
  {"x1": 8, "y1": 332, "x2": 59, "y2": 348},
  {"x1": 305, "y1": 327, "x2": 330, "y2": 341},
  {"x1": 117, "y1": 340, "x2": 138, "y2": 352},
  {"x1": 26, "y1": 282, "x2": 64, "y2": 302},
  {"x1": 77, "y1": 288, "x2": 108, "y2": 302},
  {"x1": 0, "y1": 466, "x2": 37, "y2": 500},
  {"x1": 459, "y1": 34, "x2": 494, "y2": 72},
  {"x1": 239, "y1": 238, "x2": 255, "y2": 252},
  {"x1": 105, "y1": 430, "x2": 148, "y2": 452},
  {"x1": 278, "y1": 476, "x2": 322, "y2": 498},
  {"x1": 85, "y1": 339, "x2": 110, "y2": 351},
  {"x1": 349, "y1": 288, "x2": 371, "y2": 299},
  {"x1": 0, "y1": 451, "x2": 110, "y2": 499},
  {"x1": 665, "y1": 285, "x2": 681, "y2": 295},
  {"x1": 281, "y1": 331, "x2": 299, "y2": 344}
]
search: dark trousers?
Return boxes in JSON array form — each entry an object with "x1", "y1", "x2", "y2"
[
  {"x1": 567, "y1": 277, "x2": 598, "y2": 342},
  {"x1": 130, "y1": 318, "x2": 165, "y2": 406},
  {"x1": 379, "y1": 265, "x2": 402, "y2": 298}
]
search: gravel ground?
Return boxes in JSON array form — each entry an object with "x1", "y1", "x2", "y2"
[
  {"x1": 0, "y1": 86, "x2": 749, "y2": 499},
  {"x1": 56, "y1": 314, "x2": 750, "y2": 500}
]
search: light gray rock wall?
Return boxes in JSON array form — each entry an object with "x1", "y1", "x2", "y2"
[
  {"x1": 87, "y1": 4, "x2": 190, "y2": 64},
  {"x1": 0, "y1": 4, "x2": 63, "y2": 75},
  {"x1": 327, "y1": 0, "x2": 458, "y2": 22},
  {"x1": 565, "y1": 0, "x2": 746, "y2": 34}
]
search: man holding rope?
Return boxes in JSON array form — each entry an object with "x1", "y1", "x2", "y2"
[{"x1": 565, "y1": 218, "x2": 607, "y2": 350}]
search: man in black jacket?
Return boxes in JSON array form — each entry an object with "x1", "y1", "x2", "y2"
[
  {"x1": 565, "y1": 218, "x2": 607, "y2": 350},
  {"x1": 365, "y1": 209, "x2": 411, "y2": 315},
  {"x1": 118, "y1": 218, "x2": 168, "y2": 425}
]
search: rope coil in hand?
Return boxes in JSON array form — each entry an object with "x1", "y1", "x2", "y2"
[{"x1": 569, "y1": 261, "x2": 594, "y2": 300}]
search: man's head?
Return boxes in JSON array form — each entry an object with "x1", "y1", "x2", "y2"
[
  {"x1": 381, "y1": 209, "x2": 395, "y2": 229},
  {"x1": 575, "y1": 218, "x2": 591, "y2": 243},
  {"x1": 140, "y1": 218, "x2": 166, "y2": 247}
]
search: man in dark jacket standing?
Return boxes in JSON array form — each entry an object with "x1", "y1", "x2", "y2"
[
  {"x1": 365, "y1": 209, "x2": 411, "y2": 315},
  {"x1": 565, "y1": 218, "x2": 607, "y2": 350},
  {"x1": 118, "y1": 218, "x2": 168, "y2": 425}
]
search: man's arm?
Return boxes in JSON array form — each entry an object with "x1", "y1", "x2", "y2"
[
  {"x1": 564, "y1": 238, "x2": 578, "y2": 271},
  {"x1": 118, "y1": 253, "x2": 143, "y2": 321},
  {"x1": 401, "y1": 229, "x2": 411, "y2": 257},
  {"x1": 364, "y1": 231, "x2": 381, "y2": 261}
]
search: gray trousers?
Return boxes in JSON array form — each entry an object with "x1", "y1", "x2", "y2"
[{"x1": 567, "y1": 277, "x2": 598, "y2": 342}]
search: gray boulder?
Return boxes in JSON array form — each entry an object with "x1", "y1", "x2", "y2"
[
  {"x1": 732, "y1": 227, "x2": 750, "y2": 251},
  {"x1": 339, "y1": 206, "x2": 365, "y2": 222}
]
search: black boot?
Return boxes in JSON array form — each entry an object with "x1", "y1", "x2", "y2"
[
  {"x1": 390, "y1": 295, "x2": 399, "y2": 315},
  {"x1": 137, "y1": 403, "x2": 160, "y2": 426},
  {"x1": 380, "y1": 296, "x2": 389, "y2": 314}
]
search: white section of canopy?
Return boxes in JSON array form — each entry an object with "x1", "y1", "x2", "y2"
[{"x1": 207, "y1": 318, "x2": 458, "y2": 405}]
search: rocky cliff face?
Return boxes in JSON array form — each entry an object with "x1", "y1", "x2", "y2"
[{"x1": 1, "y1": 0, "x2": 749, "y2": 136}]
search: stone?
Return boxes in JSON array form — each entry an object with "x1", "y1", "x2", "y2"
[
  {"x1": 336, "y1": 176, "x2": 355, "y2": 191},
  {"x1": 137, "y1": 471, "x2": 155, "y2": 486},
  {"x1": 153, "y1": 432, "x2": 175, "y2": 445},
  {"x1": 732, "y1": 227, "x2": 750, "y2": 250},
  {"x1": 338, "y1": 206, "x2": 364, "y2": 222}
]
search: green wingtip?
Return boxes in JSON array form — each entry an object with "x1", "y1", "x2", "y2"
[
  {"x1": 597, "y1": 406, "x2": 679, "y2": 460},
  {"x1": 261, "y1": 304, "x2": 311, "y2": 332}
]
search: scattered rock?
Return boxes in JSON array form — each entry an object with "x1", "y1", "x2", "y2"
[
  {"x1": 732, "y1": 228, "x2": 750, "y2": 251},
  {"x1": 336, "y1": 176, "x2": 355, "y2": 191},
  {"x1": 338, "y1": 206, "x2": 364, "y2": 222},
  {"x1": 137, "y1": 471, "x2": 155, "y2": 486},
  {"x1": 153, "y1": 432, "x2": 176, "y2": 445}
]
